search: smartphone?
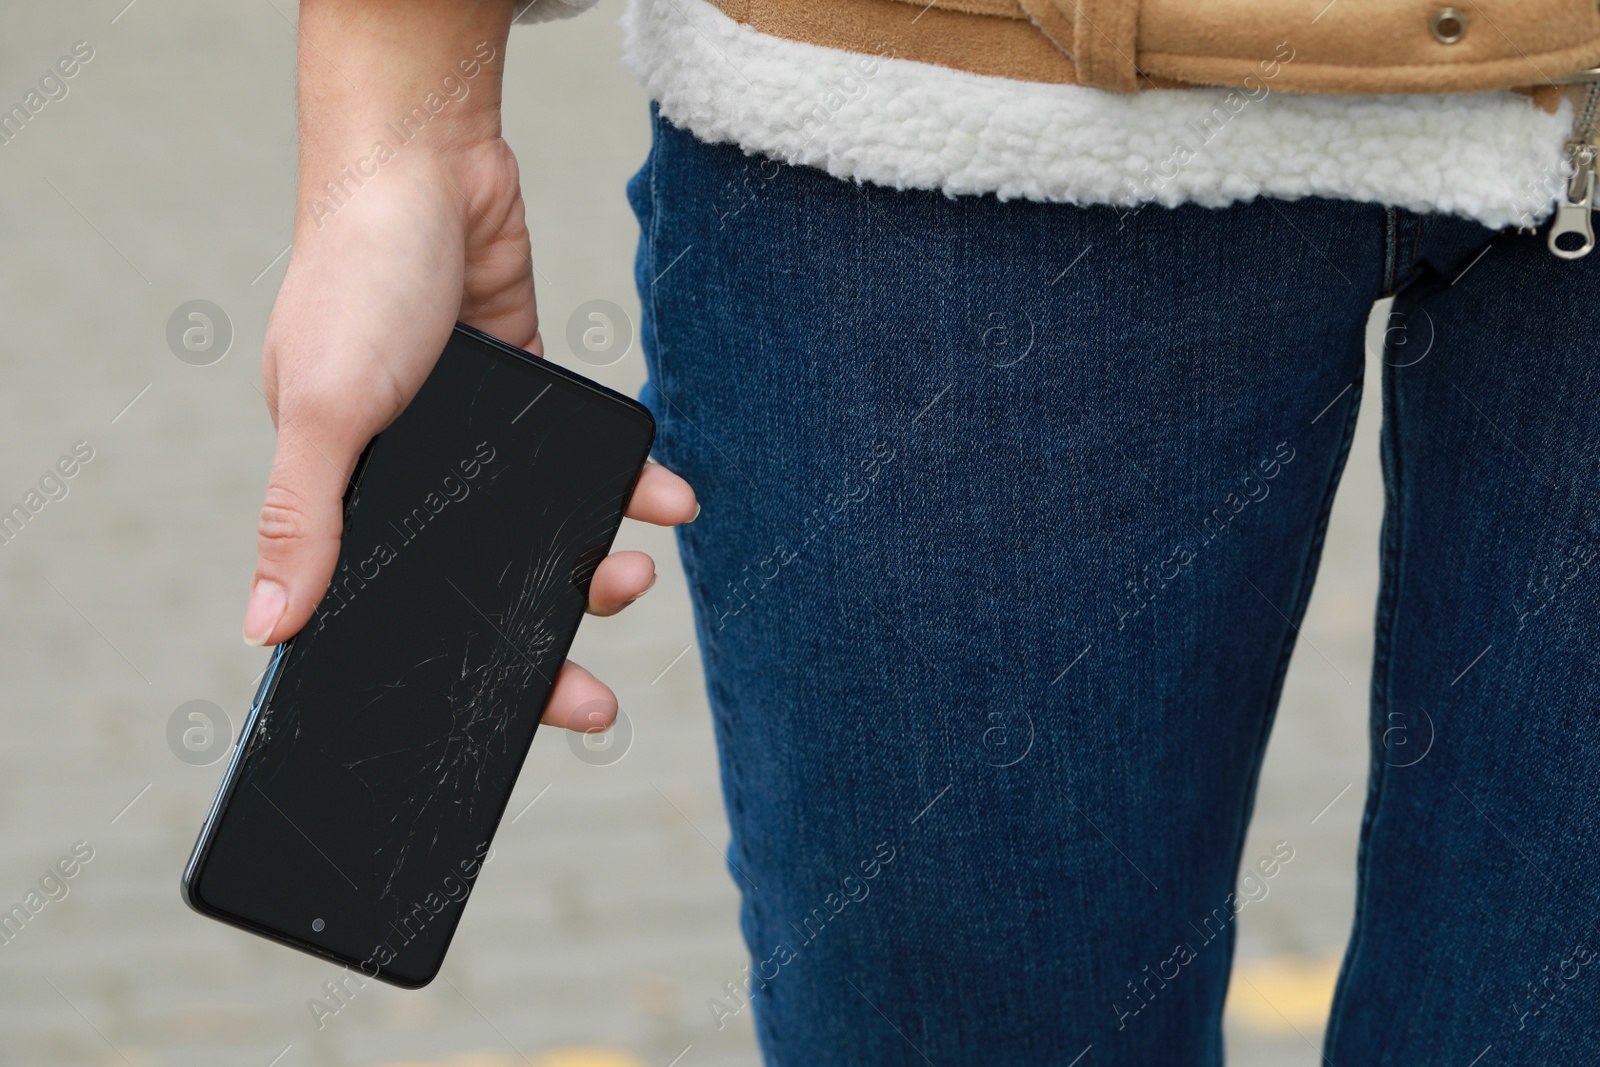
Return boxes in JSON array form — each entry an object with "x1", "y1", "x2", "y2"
[{"x1": 182, "y1": 322, "x2": 655, "y2": 987}]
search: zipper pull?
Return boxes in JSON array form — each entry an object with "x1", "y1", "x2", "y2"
[
  {"x1": 1549, "y1": 140, "x2": 1597, "y2": 259},
  {"x1": 1548, "y1": 74, "x2": 1600, "y2": 259}
]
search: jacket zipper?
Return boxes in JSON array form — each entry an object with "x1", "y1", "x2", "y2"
[{"x1": 1548, "y1": 72, "x2": 1600, "y2": 259}]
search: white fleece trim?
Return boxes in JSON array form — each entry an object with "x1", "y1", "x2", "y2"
[
  {"x1": 513, "y1": 0, "x2": 600, "y2": 25},
  {"x1": 618, "y1": 0, "x2": 1575, "y2": 230}
]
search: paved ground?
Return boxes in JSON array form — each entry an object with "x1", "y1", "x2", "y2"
[{"x1": 0, "y1": 3, "x2": 1393, "y2": 1064}]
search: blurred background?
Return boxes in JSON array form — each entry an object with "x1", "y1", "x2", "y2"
[{"x1": 0, "y1": 2, "x2": 1395, "y2": 1064}]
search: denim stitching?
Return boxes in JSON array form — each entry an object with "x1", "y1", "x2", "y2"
[
  {"x1": 644, "y1": 118, "x2": 785, "y2": 1059},
  {"x1": 1324, "y1": 295, "x2": 1409, "y2": 1061},
  {"x1": 1382, "y1": 207, "x2": 1399, "y2": 296},
  {"x1": 1219, "y1": 344, "x2": 1367, "y2": 1064},
  {"x1": 1408, "y1": 212, "x2": 1426, "y2": 289}
]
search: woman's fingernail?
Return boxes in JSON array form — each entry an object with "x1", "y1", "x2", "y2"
[
  {"x1": 691, "y1": 503, "x2": 701, "y2": 522},
  {"x1": 623, "y1": 576, "x2": 656, "y2": 609},
  {"x1": 243, "y1": 579, "x2": 287, "y2": 646}
]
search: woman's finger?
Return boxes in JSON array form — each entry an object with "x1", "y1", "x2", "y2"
[
  {"x1": 586, "y1": 550, "x2": 656, "y2": 616},
  {"x1": 541, "y1": 660, "x2": 617, "y2": 732},
  {"x1": 624, "y1": 460, "x2": 699, "y2": 526}
]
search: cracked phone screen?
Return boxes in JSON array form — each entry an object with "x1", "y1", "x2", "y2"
[{"x1": 184, "y1": 326, "x2": 654, "y2": 987}]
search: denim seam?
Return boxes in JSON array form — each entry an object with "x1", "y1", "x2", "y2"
[
  {"x1": 1407, "y1": 212, "x2": 1426, "y2": 289},
  {"x1": 1228, "y1": 367, "x2": 1366, "y2": 844},
  {"x1": 1219, "y1": 351, "x2": 1366, "y2": 1059},
  {"x1": 645, "y1": 112, "x2": 666, "y2": 429},
  {"x1": 1324, "y1": 314, "x2": 1407, "y2": 1060},
  {"x1": 645, "y1": 117, "x2": 780, "y2": 1058},
  {"x1": 1382, "y1": 207, "x2": 1399, "y2": 296},
  {"x1": 642, "y1": 125, "x2": 736, "y2": 826},
  {"x1": 1389, "y1": 210, "x2": 1427, "y2": 294}
]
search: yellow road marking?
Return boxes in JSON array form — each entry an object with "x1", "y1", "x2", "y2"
[{"x1": 1225, "y1": 954, "x2": 1344, "y2": 1033}]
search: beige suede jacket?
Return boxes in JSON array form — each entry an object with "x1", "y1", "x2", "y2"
[{"x1": 707, "y1": 0, "x2": 1600, "y2": 105}]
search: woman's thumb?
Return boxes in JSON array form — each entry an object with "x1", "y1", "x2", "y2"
[{"x1": 244, "y1": 424, "x2": 357, "y2": 647}]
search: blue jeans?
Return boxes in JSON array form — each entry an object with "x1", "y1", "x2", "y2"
[{"x1": 629, "y1": 106, "x2": 1600, "y2": 1065}]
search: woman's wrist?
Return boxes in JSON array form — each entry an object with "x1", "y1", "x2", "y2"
[{"x1": 295, "y1": 0, "x2": 516, "y2": 233}]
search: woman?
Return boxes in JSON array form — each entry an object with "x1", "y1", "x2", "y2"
[{"x1": 246, "y1": 0, "x2": 1600, "y2": 1061}]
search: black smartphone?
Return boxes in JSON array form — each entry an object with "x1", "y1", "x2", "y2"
[{"x1": 182, "y1": 322, "x2": 655, "y2": 987}]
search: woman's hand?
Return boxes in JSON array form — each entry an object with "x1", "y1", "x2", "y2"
[{"x1": 245, "y1": 0, "x2": 695, "y2": 732}]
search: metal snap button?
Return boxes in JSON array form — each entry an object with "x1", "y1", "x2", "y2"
[{"x1": 1430, "y1": 8, "x2": 1467, "y2": 43}]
